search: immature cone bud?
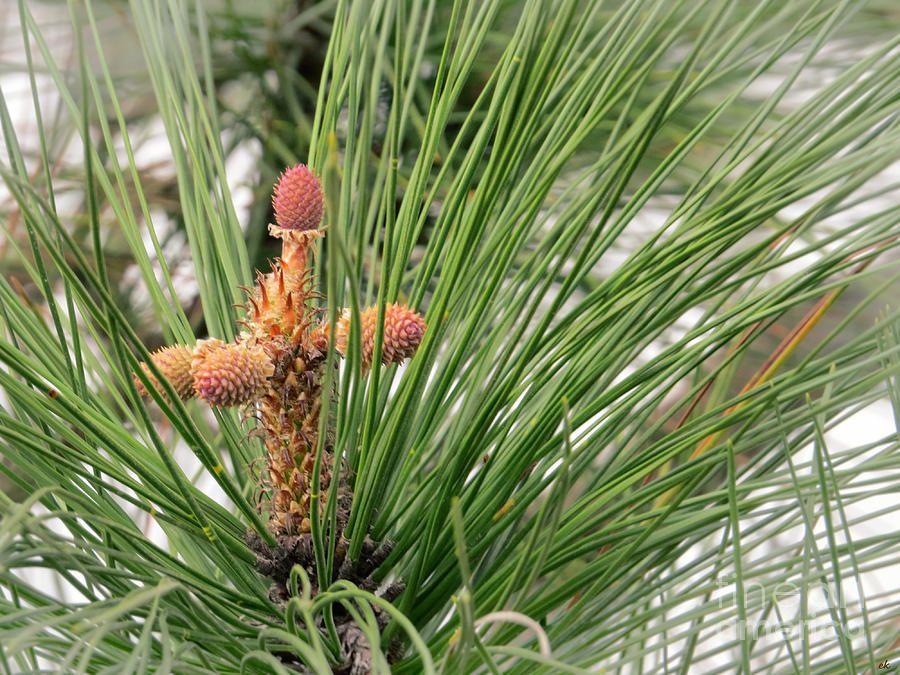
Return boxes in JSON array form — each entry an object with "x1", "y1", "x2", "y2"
[
  {"x1": 135, "y1": 345, "x2": 194, "y2": 401},
  {"x1": 272, "y1": 164, "x2": 324, "y2": 232},
  {"x1": 336, "y1": 303, "x2": 426, "y2": 369},
  {"x1": 191, "y1": 339, "x2": 274, "y2": 407},
  {"x1": 380, "y1": 304, "x2": 426, "y2": 365}
]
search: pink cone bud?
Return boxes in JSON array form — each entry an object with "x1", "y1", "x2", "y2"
[
  {"x1": 272, "y1": 164, "x2": 324, "y2": 232},
  {"x1": 336, "y1": 303, "x2": 426, "y2": 369},
  {"x1": 191, "y1": 339, "x2": 274, "y2": 407},
  {"x1": 135, "y1": 345, "x2": 194, "y2": 401},
  {"x1": 380, "y1": 304, "x2": 426, "y2": 365}
]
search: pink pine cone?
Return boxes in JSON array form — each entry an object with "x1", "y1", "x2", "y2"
[
  {"x1": 272, "y1": 164, "x2": 324, "y2": 231},
  {"x1": 380, "y1": 304, "x2": 426, "y2": 365},
  {"x1": 135, "y1": 345, "x2": 194, "y2": 401},
  {"x1": 191, "y1": 339, "x2": 273, "y2": 407},
  {"x1": 336, "y1": 303, "x2": 426, "y2": 368}
]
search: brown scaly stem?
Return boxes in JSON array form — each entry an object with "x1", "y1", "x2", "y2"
[{"x1": 135, "y1": 164, "x2": 425, "y2": 671}]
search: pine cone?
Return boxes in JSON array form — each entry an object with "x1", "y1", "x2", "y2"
[
  {"x1": 272, "y1": 164, "x2": 324, "y2": 232},
  {"x1": 336, "y1": 304, "x2": 426, "y2": 369},
  {"x1": 380, "y1": 303, "x2": 426, "y2": 365},
  {"x1": 190, "y1": 339, "x2": 274, "y2": 406},
  {"x1": 135, "y1": 345, "x2": 194, "y2": 401}
]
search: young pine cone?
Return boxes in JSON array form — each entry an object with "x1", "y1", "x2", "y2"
[
  {"x1": 336, "y1": 303, "x2": 426, "y2": 370},
  {"x1": 190, "y1": 339, "x2": 274, "y2": 407},
  {"x1": 134, "y1": 345, "x2": 194, "y2": 401},
  {"x1": 272, "y1": 164, "x2": 324, "y2": 232}
]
